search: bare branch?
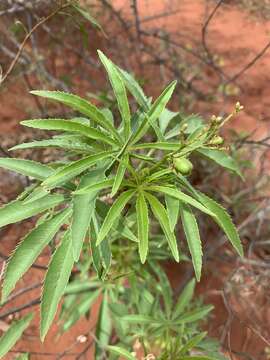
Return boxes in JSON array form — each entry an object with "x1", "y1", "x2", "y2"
[{"x1": 0, "y1": 2, "x2": 70, "y2": 85}]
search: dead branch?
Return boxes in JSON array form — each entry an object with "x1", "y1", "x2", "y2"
[{"x1": 0, "y1": 2, "x2": 70, "y2": 85}]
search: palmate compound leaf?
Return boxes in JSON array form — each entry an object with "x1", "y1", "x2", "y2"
[
  {"x1": 95, "y1": 199, "x2": 138, "y2": 243},
  {"x1": 14, "y1": 353, "x2": 29, "y2": 360},
  {"x1": 64, "y1": 279, "x2": 100, "y2": 295},
  {"x1": 30, "y1": 90, "x2": 121, "y2": 143},
  {"x1": 90, "y1": 216, "x2": 111, "y2": 280},
  {"x1": 0, "y1": 313, "x2": 33, "y2": 358},
  {"x1": 131, "y1": 80, "x2": 177, "y2": 145},
  {"x1": 159, "y1": 108, "x2": 179, "y2": 135},
  {"x1": 196, "y1": 191, "x2": 243, "y2": 257},
  {"x1": 179, "y1": 332, "x2": 207, "y2": 356},
  {"x1": 176, "y1": 175, "x2": 243, "y2": 257},
  {"x1": 175, "y1": 176, "x2": 243, "y2": 258},
  {"x1": 72, "y1": 4, "x2": 104, "y2": 32},
  {"x1": 179, "y1": 356, "x2": 214, "y2": 360},
  {"x1": 174, "y1": 304, "x2": 213, "y2": 324},
  {"x1": 173, "y1": 278, "x2": 196, "y2": 319},
  {"x1": 41, "y1": 231, "x2": 74, "y2": 341},
  {"x1": 197, "y1": 148, "x2": 243, "y2": 179},
  {"x1": 73, "y1": 178, "x2": 114, "y2": 195},
  {"x1": 120, "y1": 314, "x2": 162, "y2": 325},
  {"x1": 136, "y1": 191, "x2": 149, "y2": 263},
  {"x1": 116, "y1": 65, "x2": 149, "y2": 111},
  {"x1": 108, "y1": 302, "x2": 129, "y2": 339},
  {"x1": 1, "y1": 208, "x2": 72, "y2": 302},
  {"x1": 111, "y1": 153, "x2": 129, "y2": 197},
  {"x1": 167, "y1": 114, "x2": 204, "y2": 140},
  {"x1": 22, "y1": 187, "x2": 51, "y2": 205},
  {"x1": 96, "y1": 190, "x2": 135, "y2": 245},
  {"x1": 95, "y1": 291, "x2": 112, "y2": 359},
  {"x1": 145, "y1": 168, "x2": 172, "y2": 183},
  {"x1": 131, "y1": 142, "x2": 180, "y2": 151},
  {"x1": 165, "y1": 194, "x2": 180, "y2": 231},
  {"x1": 107, "y1": 345, "x2": 136, "y2": 360},
  {"x1": 0, "y1": 194, "x2": 65, "y2": 229},
  {"x1": 41, "y1": 151, "x2": 114, "y2": 189},
  {"x1": 144, "y1": 192, "x2": 179, "y2": 262},
  {"x1": 21, "y1": 119, "x2": 117, "y2": 146},
  {"x1": 179, "y1": 203, "x2": 202, "y2": 281},
  {"x1": 0, "y1": 158, "x2": 53, "y2": 180},
  {"x1": 61, "y1": 289, "x2": 101, "y2": 332},
  {"x1": 98, "y1": 50, "x2": 131, "y2": 139},
  {"x1": 71, "y1": 170, "x2": 104, "y2": 261},
  {"x1": 149, "y1": 262, "x2": 173, "y2": 317},
  {"x1": 147, "y1": 185, "x2": 216, "y2": 218},
  {"x1": 10, "y1": 135, "x2": 95, "y2": 153}
]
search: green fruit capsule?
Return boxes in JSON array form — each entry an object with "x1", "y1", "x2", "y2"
[{"x1": 173, "y1": 157, "x2": 193, "y2": 175}]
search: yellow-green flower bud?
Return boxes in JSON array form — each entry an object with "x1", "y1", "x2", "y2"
[
  {"x1": 235, "y1": 101, "x2": 244, "y2": 113},
  {"x1": 180, "y1": 123, "x2": 188, "y2": 131},
  {"x1": 210, "y1": 135, "x2": 224, "y2": 145}
]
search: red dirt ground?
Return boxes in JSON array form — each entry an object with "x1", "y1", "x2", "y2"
[{"x1": 0, "y1": 1, "x2": 269, "y2": 359}]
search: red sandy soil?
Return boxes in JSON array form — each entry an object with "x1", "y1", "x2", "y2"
[
  {"x1": 0, "y1": 1, "x2": 269, "y2": 359},
  {"x1": 114, "y1": 0, "x2": 270, "y2": 138}
]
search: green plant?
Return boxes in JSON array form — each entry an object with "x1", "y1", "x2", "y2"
[
  {"x1": 60, "y1": 258, "x2": 229, "y2": 359},
  {"x1": 0, "y1": 51, "x2": 244, "y2": 358}
]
